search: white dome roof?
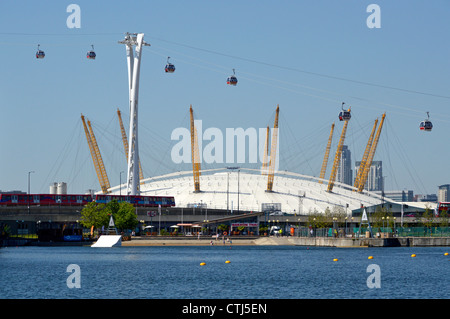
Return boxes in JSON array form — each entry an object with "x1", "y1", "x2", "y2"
[{"x1": 110, "y1": 168, "x2": 393, "y2": 214}]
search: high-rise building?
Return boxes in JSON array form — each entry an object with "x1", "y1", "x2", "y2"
[
  {"x1": 337, "y1": 145, "x2": 352, "y2": 186},
  {"x1": 377, "y1": 190, "x2": 414, "y2": 202},
  {"x1": 438, "y1": 184, "x2": 450, "y2": 202},
  {"x1": 354, "y1": 160, "x2": 383, "y2": 191}
]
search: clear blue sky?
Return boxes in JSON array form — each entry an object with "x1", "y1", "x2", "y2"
[{"x1": 0, "y1": 0, "x2": 449, "y2": 196}]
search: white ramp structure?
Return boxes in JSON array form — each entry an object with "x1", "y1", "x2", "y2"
[
  {"x1": 91, "y1": 235, "x2": 122, "y2": 247},
  {"x1": 118, "y1": 32, "x2": 150, "y2": 196},
  {"x1": 91, "y1": 216, "x2": 121, "y2": 247}
]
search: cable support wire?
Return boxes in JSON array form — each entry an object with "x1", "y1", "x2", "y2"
[
  {"x1": 3, "y1": 31, "x2": 450, "y2": 121},
  {"x1": 150, "y1": 44, "x2": 450, "y2": 125},
  {"x1": 148, "y1": 36, "x2": 450, "y2": 100}
]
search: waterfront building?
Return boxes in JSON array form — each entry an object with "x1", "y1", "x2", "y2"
[
  {"x1": 376, "y1": 190, "x2": 414, "y2": 202},
  {"x1": 414, "y1": 194, "x2": 438, "y2": 202},
  {"x1": 438, "y1": 184, "x2": 450, "y2": 202},
  {"x1": 354, "y1": 160, "x2": 383, "y2": 191},
  {"x1": 337, "y1": 145, "x2": 353, "y2": 186}
]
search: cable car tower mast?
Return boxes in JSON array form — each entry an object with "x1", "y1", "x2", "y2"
[
  {"x1": 266, "y1": 105, "x2": 280, "y2": 192},
  {"x1": 118, "y1": 33, "x2": 150, "y2": 196},
  {"x1": 190, "y1": 105, "x2": 201, "y2": 193}
]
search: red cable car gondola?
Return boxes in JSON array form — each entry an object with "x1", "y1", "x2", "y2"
[
  {"x1": 36, "y1": 44, "x2": 45, "y2": 59},
  {"x1": 420, "y1": 112, "x2": 433, "y2": 131},
  {"x1": 165, "y1": 57, "x2": 175, "y2": 73},
  {"x1": 227, "y1": 69, "x2": 238, "y2": 86},
  {"x1": 338, "y1": 102, "x2": 351, "y2": 121},
  {"x1": 87, "y1": 45, "x2": 96, "y2": 60}
]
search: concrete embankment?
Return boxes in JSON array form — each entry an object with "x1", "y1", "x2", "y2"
[
  {"x1": 254, "y1": 236, "x2": 450, "y2": 247},
  {"x1": 8, "y1": 236, "x2": 448, "y2": 247},
  {"x1": 122, "y1": 237, "x2": 257, "y2": 246},
  {"x1": 122, "y1": 236, "x2": 450, "y2": 247}
]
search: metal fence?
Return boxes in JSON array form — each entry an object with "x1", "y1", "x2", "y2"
[{"x1": 295, "y1": 226, "x2": 450, "y2": 238}]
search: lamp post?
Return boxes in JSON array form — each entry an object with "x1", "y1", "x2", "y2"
[
  {"x1": 27, "y1": 171, "x2": 34, "y2": 214},
  {"x1": 226, "y1": 166, "x2": 240, "y2": 214},
  {"x1": 387, "y1": 216, "x2": 390, "y2": 235},
  {"x1": 28, "y1": 171, "x2": 35, "y2": 195},
  {"x1": 393, "y1": 217, "x2": 396, "y2": 237},
  {"x1": 345, "y1": 216, "x2": 348, "y2": 236},
  {"x1": 351, "y1": 217, "x2": 354, "y2": 237},
  {"x1": 119, "y1": 171, "x2": 124, "y2": 198},
  {"x1": 237, "y1": 169, "x2": 240, "y2": 213},
  {"x1": 227, "y1": 171, "x2": 229, "y2": 213},
  {"x1": 333, "y1": 217, "x2": 337, "y2": 238},
  {"x1": 313, "y1": 217, "x2": 316, "y2": 237}
]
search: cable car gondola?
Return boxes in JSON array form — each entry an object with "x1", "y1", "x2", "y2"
[
  {"x1": 36, "y1": 44, "x2": 45, "y2": 59},
  {"x1": 86, "y1": 45, "x2": 96, "y2": 60},
  {"x1": 420, "y1": 112, "x2": 433, "y2": 131},
  {"x1": 338, "y1": 102, "x2": 351, "y2": 121},
  {"x1": 165, "y1": 57, "x2": 175, "y2": 73},
  {"x1": 227, "y1": 69, "x2": 238, "y2": 86}
]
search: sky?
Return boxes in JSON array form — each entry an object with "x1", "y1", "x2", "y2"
[{"x1": 0, "y1": 0, "x2": 449, "y2": 196}]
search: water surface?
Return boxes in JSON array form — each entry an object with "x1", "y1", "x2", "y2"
[{"x1": 0, "y1": 245, "x2": 448, "y2": 299}]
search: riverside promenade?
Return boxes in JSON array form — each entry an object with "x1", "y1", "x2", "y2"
[{"x1": 122, "y1": 236, "x2": 450, "y2": 247}]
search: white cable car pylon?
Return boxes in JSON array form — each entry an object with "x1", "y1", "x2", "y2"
[{"x1": 118, "y1": 32, "x2": 150, "y2": 196}]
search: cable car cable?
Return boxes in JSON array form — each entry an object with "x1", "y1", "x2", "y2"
[{"x1": 147, "y1": 36, "x2": 450, "y2": 100}]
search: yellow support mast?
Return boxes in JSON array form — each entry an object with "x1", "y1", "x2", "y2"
[
  {"x1": 318, "y1": 122, "x2": 335, "y2": 184},
  {"x1": 81, "y1": 114, "x2": 110, "y2": 194},
  {"x1": 190, "y1": 105, "x2": 201, "y2": 192},
  {"x1": 87, "y1": 119, "x2": 111, "y2": 194},
  {"x1": 357, "y1": 113, "x2": 386, "y2": 193},
  {"x1": 261, "y1": 126, "x2": 270, "y2": 175},
  {"x1": 327, "y1": 107, "x2": 351, "y2": 193},
  {"x1": 267, "y1": 105, "x2": 279, "y2": 192},
  {"x1": 117, "y1": 108, "x2": 144, "y2": 184},
  {"x1": 353, "y1": 118, "x2": 378, "y2": 190}
]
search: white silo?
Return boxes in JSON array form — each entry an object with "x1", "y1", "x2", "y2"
[
  {"x1": 49, "y1": 183, "x2": 57, "y2": 194},
  {"x1": 57, "y1": 182, "x2": 67, "y2": 195}
]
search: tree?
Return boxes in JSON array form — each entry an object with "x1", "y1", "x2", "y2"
[
  {"x1": 439, "y1": 211, "x2": 449, "y2": 228},
  {"x1": 218, "y1": 224, "x2": 229, "y2": 233},
  {"x1": 307, "y1": 209, "x2": 328, "y2": 229},
  {"x1": 106, "y1": 200, "x2": 139, "y2": 232},
  {"x1": 372, "y1": 206, "x2": 393, "y2": 229},
  {"x1": 421, "y1": 205, "x2": 434, "y2": 236},
  {"x1": 80, "y1": 200, "x2": 139, "y2": 233},
  {"x1": 80, "y1": 202, "x2": 109, "y2": 230}
]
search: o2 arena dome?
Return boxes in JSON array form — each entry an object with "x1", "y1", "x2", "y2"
[{"x1": 109, "y1": 168, "x2": 391, "y2": 214}]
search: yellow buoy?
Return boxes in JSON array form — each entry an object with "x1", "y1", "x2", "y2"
[
  {"x1": 200, "y1": 262, "x2": 206, "y2": 266},
  {"x1": 225, "y1": 260, "x2": 231, "y2": 264},
  {"x1": 444, "y1": 252, "x2": 449, "y2": 256},
  {"x1": 411, "y1": 254, "x2": 416, "y2": 258},
  {"x1": 368, "y1": 256, "x2": 374, "y2": 260},
  {"x1": 333, "y1": 258, "x2": 339, "y2": 262}
]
